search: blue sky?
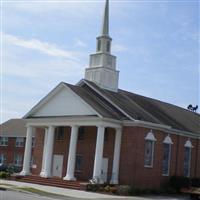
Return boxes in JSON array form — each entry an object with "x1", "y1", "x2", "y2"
[{"x1": 1, "y1": 0, "x2": 199, "y2": 123}]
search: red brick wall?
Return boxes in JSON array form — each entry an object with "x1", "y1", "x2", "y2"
[
  {"x1": 119, "y1": 126, "x2": 200, "y2": 188},
  {"x1": 0, "y1": 137, "x2": 25, "y2": 167},
  {"x1": 32, "y1": 126, "x2": 199, "y2": 188},
  {"x1": 31, "y1": 128, "x2": 45, "y2": 174}
]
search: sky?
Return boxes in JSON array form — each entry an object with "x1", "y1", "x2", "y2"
[{"x1": 1, "y1": 0, "x2": 199, "y2": 123}]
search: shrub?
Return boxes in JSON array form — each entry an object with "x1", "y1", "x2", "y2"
[
  {"x1": 0, "y1": 171, "x2": 10, "y2": 179},
  {"x1": 132, "y1": 187, "x2": 143, "y2": 196},
  {"x1": 191, "y1": 178, "x2": 200, "y2": 187},
  {"x1": 110, "y1": 186, "x2": 117, "y2": 194},
  {"x1": 116, "y1": 185, "x2": 131, "y2": 196},
  {"x1": 104, "y1": 185, "x2": 111, "y2": 193},
  {"x1": 169, "y1": 176, "x2": 190, "y2": 192},
  {"x1": 86, "y1": 184, "x2": 100, "y2": 192}
]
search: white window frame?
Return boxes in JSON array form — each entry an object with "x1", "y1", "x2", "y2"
[
  {"x1": 32, "y1": 137, "x2": 35, "y2": 148},
  {"x1": 14, "y1": 154, "x2": 23, "y2": 166},
  {"x1": 30, "y1": 156, "x2": 34, "y2": 167},
  {"x1": 0, "y1": 137, "x2": 8, "y2": 146},
  {"x1": 144, "y1": 130, "x2": 157, "y2": 168},
  {"x1": 183, "y1": 139, "x2": 193, "y2": 177},
  {"x1": 0, "y1": 154, "x2": 6, "y2": 164},
  {"x1": 15, "y1": 137, "x2": 24, "y2": 147},
  {"x1": 162, "y1": 135, "x2": 173, "y2": 176}
]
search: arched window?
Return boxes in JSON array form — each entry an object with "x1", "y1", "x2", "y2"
[
  {"x1": 144, "y1": 130, "x2": 157, "y2": 168},
  {"x1": 183, "y1": 139, "x2": 193, "y2": 177},
  {"x1": 97, "y1": 40, "x2": 101, "y2": 52},
  {"x1": 106, "y1": 41, "x2": 110, "y2": 52},
  {"x1": 162, "y1": 135, "x2": 173, "y2": 176}
]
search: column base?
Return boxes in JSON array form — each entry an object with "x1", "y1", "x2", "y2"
[
  {"x1": 63, "y1": 175, "x2": 76, "y2": 181},
  {"x1": 40, "y1": 171, "x2": 51, "y2": 178},
  {"x1": 40, "y1": 171, "x2": 49, "y2": 178},
  {"x1": 91, "y1": 176, "x2": 104, "y2": 184},
  {"x1": 110, "y1": 179, "x2": 118, "y2": 185},
  {"x1": 19, "y1": 170, "x2": 31, "y2": 176}
]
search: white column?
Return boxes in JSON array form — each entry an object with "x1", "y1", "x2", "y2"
[
  {"x1": 40, "y1": 128, "x2": 48, "y2": 177},
  {"x1": 63, "y1": 125, "x2": 79, "y2": 181},
  {"x1": 93, "y1": 125, "x2": 105, "y2": 182},
  {"x1": 110, "y1": 127, "x2": 122, "y2": 184},
  {"x1": 20, "y1": 126, "x2": 33, "y2": 176},
  {"x1": 42, "y1": 126, "x2": 55, "y2": 178}
]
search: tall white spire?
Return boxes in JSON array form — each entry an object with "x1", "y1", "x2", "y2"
[
  {"x1": 102, "y1": 0, "x2": 109, "y2": 36},
  {"x1": 85, "y1": 0, "x2": 119, "y2": 92}
]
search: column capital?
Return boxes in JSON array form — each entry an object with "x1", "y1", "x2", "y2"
[
  {"x1": 96, "y1": 124, "x2": 106, "y2": 129},
  {"x1": 115, "y1": 127, "x2": 122, "y2": 132},
  {"x1": 48, "y1": 125, "x2": 56, "y2": 128},
  {"x1": 70, "y1": 125, "x2": 79, "y2": 128}
]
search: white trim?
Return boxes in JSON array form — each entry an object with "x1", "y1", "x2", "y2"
[
  {"x1": 78, "y1": 80, "x2": 135, "y2": 120},
  {"x1": 145, "y1": 130, "x2": 157, "y2": 141},
  {"x1": 163, "y1": 135, "x2": 173, "y2": 144},
  {"x1": 184, "y1": 146, "x2": 192, "y2": 177},
  {"x1": 184, "y1": 139, "x2": 194, "y2": 148},
  {"x1": 24, "y1": 82, "x2": 102, "y2": 119},
  {"x1": 62, "y1": 83, "x2": 102, "y2": 118},
  {"x1": 25, "y1": 117, "x2": 122, "y2": 129},
  {"x1": 144, "y1": 140, "x2": 155, "y2": 168},
  {"x1": 162, "y1": 143, "x2": 172, "y2": 176},
  {"x1": 144, "y1": 131, "x2": 156, "y2": 168},
  {"x1": 123, "y1": 120, "x2": 200, "y2": 139}
]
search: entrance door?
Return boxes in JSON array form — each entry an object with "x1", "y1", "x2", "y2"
[
  {"x1": 101, "y1": 158, "x2": 108, "y2": 183},
  {"x1": 52, "y1": 155, "x2": 63, "y2": 177}
]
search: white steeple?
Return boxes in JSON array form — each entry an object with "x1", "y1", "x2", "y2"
[{"x1": 85, "y1": 0, "x2": 119, "y2": 92}]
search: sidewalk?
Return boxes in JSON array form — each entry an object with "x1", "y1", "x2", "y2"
[{"x1": 0, "y1": 179, "x2": 137, "y2": 199}]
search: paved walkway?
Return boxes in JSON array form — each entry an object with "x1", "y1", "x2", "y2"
[{"x1": 0, "y1": 179, "x2": 135, "y2": 199}]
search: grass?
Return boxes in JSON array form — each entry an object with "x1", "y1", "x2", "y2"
[
  {"x1": 0, "y1": 183, "x2": 14, "y2": 186},
  {"x1": 15, "y1": 187, "x2": 69, "y2": 199}
]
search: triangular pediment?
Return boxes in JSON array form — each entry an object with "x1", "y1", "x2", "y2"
[{"x1": 25, "y1": 83, "x2": 99, "y2": 118}]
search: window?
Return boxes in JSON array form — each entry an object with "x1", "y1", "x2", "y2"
[
  {"x1": 183, "y1": 139, "x2": 193, "y2": 177},
  {"x1": 144, "y1": 130, "x2": 156, "y2": 168},
  {"x1": 55, "y1": 127, "x2": 65, "y2": 141},
  {"x1": 162, "y1": 144, "x2": 171, "y2": 175},
  {"x1": 75, "y1": 155, "x2": 83, "y2": 171},
  {"x1": 14, "y1": 154, "x2": 23, "y2": 166},
  {"x1": 162, "y1": 135, "x2": 173, "y2": 176},
  {"x1": 97, "y1": 40, "x2": 101, "y2": 51},
  {"x1": 0, "y1": 137, "x2": 8, "y2": 146},
  {"x1": 0, "y1": 154, "x2": 6, "y2": 164},
  {"x1": 78, "y1": 127, "x2": 85, "y2": 140},
  {"x1": 30, "y1": 156, "x2": 34, "y2": 167},
  {"x1": 32, "y1": 137, "x2": 36, "y2": 147},
  {"x1": 104, "y1": 128, "x2": 109, "y2": 142},
  {"x1": 15, "y1": 137, "x2": 24, "y2": 147},
  {"x1": 106, "y1": 41, "x2": 110, "y2": 52}
]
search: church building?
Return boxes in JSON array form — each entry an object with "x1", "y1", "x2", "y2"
[{"x1": 19, "y1": 0, "x2": 200, "y2": 189}]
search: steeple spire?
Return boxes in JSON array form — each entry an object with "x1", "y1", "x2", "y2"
[
  {"x1": 101, "y1": 0, "x2": 109, "y2": 36},
  {"x1": 85, "y1": 0, "x2": 119, "y2": 92}
]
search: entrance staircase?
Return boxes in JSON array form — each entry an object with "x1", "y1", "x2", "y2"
[{"x1": 15, "y1": 175, "x2": 82, "y2": 190}]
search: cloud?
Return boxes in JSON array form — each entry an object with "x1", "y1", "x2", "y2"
[
  {"x1": 112, "y1": 43, "x2": 128, "y2": 53},
  {"x1": 4, "y1": 33, "x2": 80, "y2": 61},
  {"x1": 74, "y1": 39, "x2": 87, "y2": 48}
]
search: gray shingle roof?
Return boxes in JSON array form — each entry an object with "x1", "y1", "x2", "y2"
[
  {"x1": 77, "y1": 80, "x2": 200, "y2": 134},
  {"x1": 0, "y1": 119, "x2": 27, "y2": 137}
]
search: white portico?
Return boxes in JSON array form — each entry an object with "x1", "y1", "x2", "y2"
[
  {"x1": 20, "y1": 80, "x2": 123, "y2": 184},
  {"x1": 20, "y1": 117, "x2": 122, "y2": 184}
]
